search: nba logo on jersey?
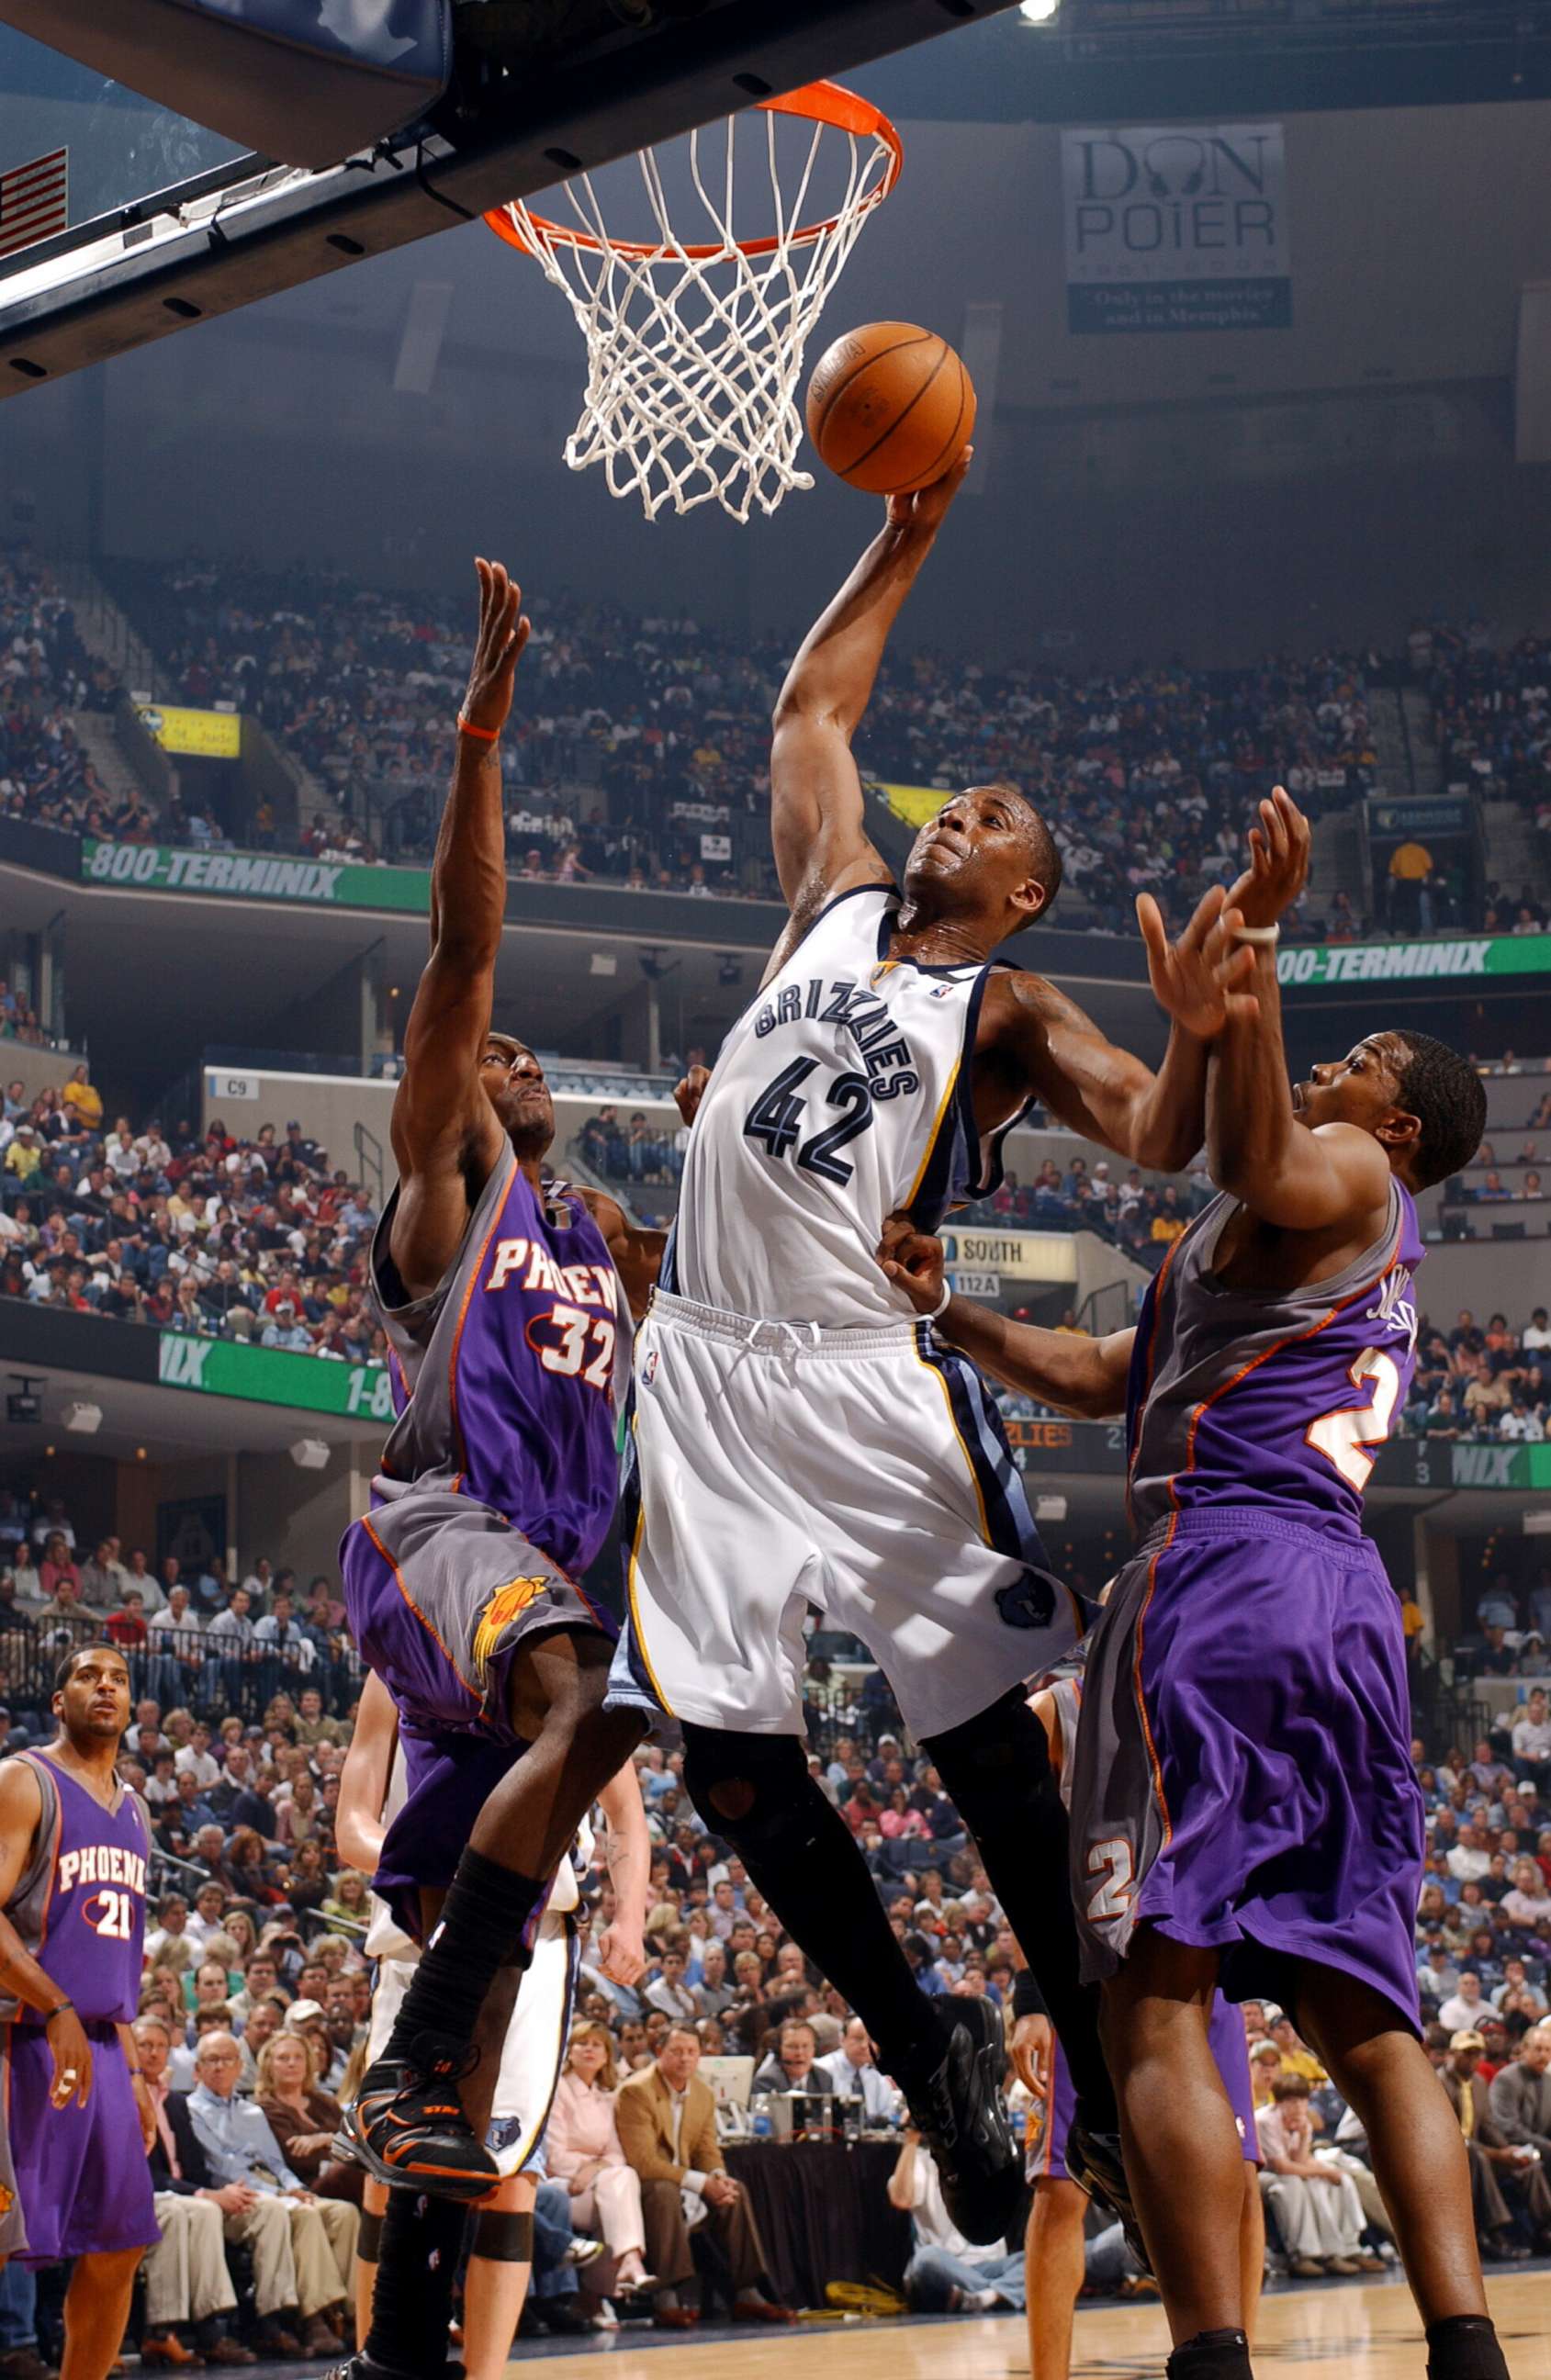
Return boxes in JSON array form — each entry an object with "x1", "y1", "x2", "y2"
[{"x1": 643, "y1": 1348, "x2": 659, "y2": 1386}]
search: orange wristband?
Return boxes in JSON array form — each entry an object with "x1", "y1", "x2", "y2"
[{"x1": 456, "y1": 713, "x2": 500, "y2": 744}]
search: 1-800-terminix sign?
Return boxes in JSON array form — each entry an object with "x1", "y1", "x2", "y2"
[{"x1": 1062, "y1": 123, "x2": 1291, "y2": 333}]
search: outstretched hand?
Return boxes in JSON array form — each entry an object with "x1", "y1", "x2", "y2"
[
  {"x1": 673, "y1": 1064, "x2": 711, "y2": 1130},
  {"x1": 885, "y1": 445, "x2": 973, "y2": 534},
  {"x1": 878, "y1": 1215, "x2": 947, "y2": 1315},
  {"x1": 1139, "y1": 883, "x2": 1260, "y2": 1041},
  {"x1": 462, "y1": 557, "x2": 532, "y2": 738},
  {"x1": 1222, "y1": 784, "x2": 1310, "y2": 927}
]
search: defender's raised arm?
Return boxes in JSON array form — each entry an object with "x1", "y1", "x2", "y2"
[
  {"x1": 388, "y1": 558, "x2": 529, "y2": 1297},
  {"x1": 768, "y1": 454, "x2": 972, "y2": 930},
  {"x1": 1205, "y1": 790, "x2": 1393, "y2": 1234}
]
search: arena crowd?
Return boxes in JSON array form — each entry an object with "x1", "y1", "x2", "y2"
[{"x1": 2, "y1": 542, "x2": 1547, "y2": 939}]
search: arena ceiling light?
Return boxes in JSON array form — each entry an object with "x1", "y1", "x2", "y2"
[
  {"x1": 62, "y1": 1399, "x2": 103, "y2": 1435},
  {"x1": 1035, "y1": 1493, "x2": 1067, "y2": 1523},
  {"x1": 1018, "y1": 1, "x2": 1062, "y2": 23},
  {"x1": 289, "y1": 1437, "x2": 331, "y2": 1471}
]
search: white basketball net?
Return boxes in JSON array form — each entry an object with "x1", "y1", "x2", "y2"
[{"x1": 491, "y1": 99, "x2": 898, "y2": 522}]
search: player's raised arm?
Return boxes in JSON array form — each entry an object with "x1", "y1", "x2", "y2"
[
  {"x1": 992, "y1": 882, "x2": 1258, "y2": 1172},
  {"x1": 878, "y1": 1219, "x2": 1133, "y2": 1418},
  {"x1": 388, "y1": 559, "x2": 529, "y2": 1294},
  {"x1": 1206, "y1": 790, "x2": 1392, "y2": 1232},
  {"x1": 768, "y1": 452, "x2": 973, "y2": 926}
]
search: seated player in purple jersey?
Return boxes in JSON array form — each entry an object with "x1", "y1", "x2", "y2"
[
  {"x1": 1015, "y1": 1667, "x2": 1262, "y2": 2380},
  {"x1": 880, "y1": 791, "x2": 1506, "y2": 2380},
  {"x1": 0, "y1": 1644, "x2": 160, "y2": 2380},
  {"x1": 332, "y1": 560, "x2": 662, "y2": 2380}
]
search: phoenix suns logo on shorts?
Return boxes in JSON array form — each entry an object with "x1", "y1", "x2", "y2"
[{"x1": 473, "y1": 1575, "x2": 550, "y2": 1667}]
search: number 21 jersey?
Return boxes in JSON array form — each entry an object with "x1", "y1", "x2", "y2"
[
  {"x1": 670, "y1": 883, "x2": 1026, "y2": 1328},
  {"x1": 0, "y1": 1753, "x2": 150, "y2": 2025}
]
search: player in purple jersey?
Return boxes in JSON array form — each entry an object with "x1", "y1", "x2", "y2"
[
  {"x1": 882, "y1": 791, "x2": 1507, "y2": 2380},
  {"x1": 332, "y1": 559, "x2": 658, "y2": 2380},
  {"x1": 0, "y1": 1643, "x2": 158, "y2": 2380},
  {"x1": 1015, "y1": 1669, "x2": 1262, "y2": 2380}
]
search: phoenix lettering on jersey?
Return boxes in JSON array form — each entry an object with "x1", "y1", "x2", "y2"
[
  {"x1": 1366, "y1": 1266, "x2": 1419, "y2": 1352},
  {"x1": 57, "y1": 1843, "x2": 148, "y2": 1895},
  {"x1": 752, "y1": 978, "x2": 920, "y2": 1098},
  {"x1": 484, "y1": 1242, "x2": 619, "y2": 1310}
]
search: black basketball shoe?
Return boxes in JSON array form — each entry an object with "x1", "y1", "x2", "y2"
[
  {"x1": 901, "y1": 1993, "x2": 1023, "y2": 2247},
  {"x1": 338, "y1": 2032, "x2": 497, "y2": 2201}
]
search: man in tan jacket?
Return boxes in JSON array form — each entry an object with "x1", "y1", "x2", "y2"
[{"x1": 614, "y1": 2027, "x2": 791, "y2": 2327}]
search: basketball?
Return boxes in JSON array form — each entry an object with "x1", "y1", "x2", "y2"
[{"x1": 805, "y1": 322, "x2": 976, "y2": 495}]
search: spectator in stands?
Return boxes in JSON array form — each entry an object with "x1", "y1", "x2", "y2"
[
  {"x1": 1439, "y1": 2031, "x2": 1551, "y2": 2252},
  {"x1": 254, "y1": 2031, "x2": 346, "y2": 2188},
  {"x1": 33, "y1": 1568, "x2": 96, "y2": 1651},
  {"x1": 185, "y1": 2030, "x2": 357, "y2": 2358},
  {"x1": 613, "y1": 2026, "x2": 789, "y2": 2328},
  {"x1": 61, "y1": 1061, "x2": 102, "y2": 1132},
  {"x1": 1512, "y1": 1690, "x2": 1551, "y2": 1785},
  {"x1": 887, "y1": 2128, "x2": 1026, "y2": 2313},
  {"x1": 818, "y1": 2015, "x2": 905, "y2": 2126},
  {"x1": 643, "y1": 1946, "x2": 701, "y2": 2026},
  {"x1": 545, "y1": 2025, "x2": 654, "y2": 2297},
  {"x1": 79, "y1": 1535, "x2": 131, "y2": 1612},
  {"x1": 147, "y1": 1587, "x2": 205, "y2": 1709},
  {"x1": 752, "y1": 2020, "x2": 834, "y2": 2100},
  {"x1": 1253, "y1": 2076, "x2": 1373, "y2": 2277},
  {"x1": 1502, "y1": 1859, "x2": 1551, "y2": 1941},
  {"x1": 134, "y1": 2013, "x2": 254, "y2": 2370},
  {"x1": 1489, "y1": 2025, "x2": 1551, "y2": 2159}
]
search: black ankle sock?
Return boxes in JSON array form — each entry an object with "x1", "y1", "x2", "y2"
[
  {"x1": 364, "y1": 2191, "x2": 467, "y2": 2376},
  {"x1": 1166, "y1": 2329, "x2": 1253, "y2": 2380},
  {"x1": 925, "y1": 1688, "x2": 1118, "y2": 2127},
  {"x1": 385, "y1": 1847, "x2": 545, "y2": 2058},
  {"x1": 1426, "y1": 2315, "x2": 1510, "y2": 2380},
  {"x1": 680, "y1": 1729, "x2": 939, "y2": 2080}
]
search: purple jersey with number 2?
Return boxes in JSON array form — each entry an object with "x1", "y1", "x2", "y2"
[
  {"x1": 1071, "y1": 1178, "x2": 1430, "y2": 2032},
  {"x1": 1127, "y1": 1180, "x2": 1423, "y2": 1535}
]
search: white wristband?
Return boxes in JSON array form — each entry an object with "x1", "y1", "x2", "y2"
[
  {"x1": 1234, "y1": 924, "x2": 1280, "y2": 946},
  {"x1": 929, "y1": 1278, "x2": 952, "y2": 1320}
]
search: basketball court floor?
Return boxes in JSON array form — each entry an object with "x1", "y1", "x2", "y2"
[
  {"x1": 106, "y1": 2271, "x2": 1549, "y2": 2380},
  {"x1": 510, "y1": 2271, "x2": 1551, "y2": 2379}
]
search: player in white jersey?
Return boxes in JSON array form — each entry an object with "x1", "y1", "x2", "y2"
[
  {"x1": 609, "y1": 451, "x2": 1277, "y2": 2242},
  {"x1": 337, "y1": 1672, "x2": 648, "y2": 2380}
]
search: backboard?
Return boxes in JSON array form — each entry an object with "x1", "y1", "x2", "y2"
[{"x1": 0, "y1": 1, "x2": 1021, "y2": 399}]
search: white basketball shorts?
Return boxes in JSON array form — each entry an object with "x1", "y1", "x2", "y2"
[
  {"x1": 367, "y1": 1909, "x2": 579, "y2": 2177},
  {"x1": 606, "y1": 1289, "x2": 1085, "y2": 1739}
]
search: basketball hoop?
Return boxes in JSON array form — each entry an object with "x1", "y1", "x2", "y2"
[{"x1": 485, "y1": 83, "x2": 902, "y2": 522}]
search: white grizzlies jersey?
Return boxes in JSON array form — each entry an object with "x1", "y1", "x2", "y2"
[{"x1": 669, "y1": 884, "x2": 1028, "y2": 1326}]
